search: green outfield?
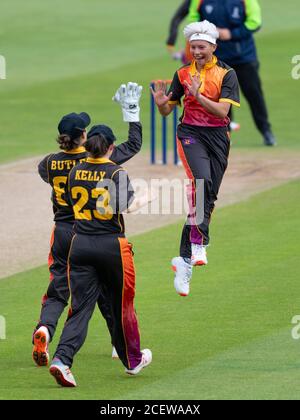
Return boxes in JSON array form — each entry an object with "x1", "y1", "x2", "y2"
[
  {"x1": 1, "y1": 0, "x2": 300, "y2": 401},
  {"x1": 0, "y1": 180, "x2": 299, "y2": 400},
  {"x1": 0, "y1": 0, "x2": 299, "y2": 163}
]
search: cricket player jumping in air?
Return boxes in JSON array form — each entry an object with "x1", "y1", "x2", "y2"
[
  {"x1": 187, "y1": 0, "x2": 275, "y2": 145},
  {"x1": 33, "y1": 83, "x2": 144, "y2": 367},
  {"x1": 151, "y1": 21, "x2": 240, "y2": 296}
]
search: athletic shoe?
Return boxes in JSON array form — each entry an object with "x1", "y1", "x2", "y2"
[
  {"x1": 171, "y1": 257, "x2": 193, "y2": 296},
  {"x1": 112, "y1": 346, "x2": 119, "y2": 359},
  {"x1": 263, "y1": 130, "x2": 276, "y2": 146},
  {"x1": 229, "y1": 121, "x2": 241, "y2": 132},
  {"x1": 32, "y1": 326, "x2": 50, "y2": 367},
  {"x1": 125, "y1": 349, "x2": 152, "y2": 375},
  {"x1": 191, "y1": 244, "x2": 208, "y2": 266},
  {"x1": 49, "y1": 358, "x2": 77, "y2": 387}
]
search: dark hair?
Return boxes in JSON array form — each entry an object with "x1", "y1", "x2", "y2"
[
  {"x1": 85, "y1": 134, "x2": 110, "y2": 158},
  {"x1": 57, "y1": 134, "x2": 82, "y2": 151}
]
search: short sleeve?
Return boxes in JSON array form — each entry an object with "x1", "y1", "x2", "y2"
[
  {"x1": 167, "y1": 71, "x2": 184, "y2": 105},
  {"x1": 38, "y1": 154, "x2": 52, "y2": 183},
  {"x1": 219, "y1": 69, "x2": 240, "y2": 107}
]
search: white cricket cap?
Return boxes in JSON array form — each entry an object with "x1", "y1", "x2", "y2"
[{"x1": 183, "y1": 21, "x2": 219, "y2": 45}]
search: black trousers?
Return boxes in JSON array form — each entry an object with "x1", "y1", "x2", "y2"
[
  {"x1": 177, "y1": 124, "x2": 230, "y2": 258},
  {"x1": 54, "y1": 234, "x2": 142, "y2": 370},
  {"x1": 35, "y1": 222, "x2": 113, "y2": 343},
  {"x1": 229, "y1": 61, "x2": 271, "y2": 134}
]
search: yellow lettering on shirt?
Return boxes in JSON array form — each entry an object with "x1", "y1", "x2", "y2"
[
  {"x1": 74, "y1": 170, "x2": 106, "y2": 181},
  {"x1": 75, "y1": 170, "x2": 82, "y2": 180},
  {"x1": 51, "y1": 159, "x2": 82, "y2": 171},
  {"x1": 81, "y1": 170, "x2": 88, "y2": 180},
  {"x1": 65, "y1": 161, "x2": 72, "y2": 170}
]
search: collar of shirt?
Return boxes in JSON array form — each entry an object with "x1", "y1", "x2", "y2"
[
  {"x1": 190, "y1": 55, "x2": 218, "y2": 75},
  {"x1": 86, "y1": 157, "x2": 113, "y2": 164}
]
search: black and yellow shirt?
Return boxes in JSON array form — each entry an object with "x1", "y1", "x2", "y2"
[
  {"x1": 68, "y1": 158, "x2": 134, "y2": 236},
  {"x1": 38, "y1": 122, "x2": 142, "y2": 223},
  {"x1": 38, "y1": 147, "x2": 87, "y2": 222}
]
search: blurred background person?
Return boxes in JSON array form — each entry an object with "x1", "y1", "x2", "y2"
[
  {"x1": 166, "y1": 0, "x2": 191, "y2": 62},
  {"x1": 188, "y1": 0, "x2": 276, "y2": 146}
]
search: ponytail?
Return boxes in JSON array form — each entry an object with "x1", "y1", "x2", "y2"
[
  {"x1": 57, "y1": 134, "x2": 82, "y2": 151},
  {"x1": 85, "y1": 134, "x2": 110, "y2": 158}
]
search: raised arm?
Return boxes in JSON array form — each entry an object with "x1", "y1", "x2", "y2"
[
  {"x1": 110, "y1": 122, "x2": 142, "y2": 165},
  {"x1": 151, "y1": 71, "x2": 184, "y2": 117},
  {"x1": 111, "y1": 82, "x2": 143, "y2": 164},
  {"x1": 150, "y1": 80, "x2": 176, "y2": 116}
]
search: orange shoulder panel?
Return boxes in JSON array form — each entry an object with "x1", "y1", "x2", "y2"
[
  {"x1": 204, "y1": 65, "x2": 229, "y2": 99},
  {"x1": 177, "y1": 64, "x2": 192, "y2": 85}
]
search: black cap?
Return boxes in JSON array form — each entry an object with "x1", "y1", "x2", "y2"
[
  {"x1": 87, "y1": 125, "x2": 116, "y2": 145},
  {"x1": 58, "y1": 112, "x2": 91, "y2": 140}
]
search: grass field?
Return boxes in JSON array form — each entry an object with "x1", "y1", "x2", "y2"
[
  {"x1": 0, "y1": 180, "x2": 299, "y2": 400},
  {"x1": 1, "y1": 0, "x2": 300, "y2": 401},
  {"x1": 0, "y1": 0, "x2": 299, "y2": 163}
]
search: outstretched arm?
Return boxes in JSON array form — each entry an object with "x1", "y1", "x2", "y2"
[{"x1": 111, "y1": 82, "x2": 143, "y2": 165}]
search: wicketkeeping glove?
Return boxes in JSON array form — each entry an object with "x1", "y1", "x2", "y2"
[{"x1": 112, "y1": 82, "x2": 143, "y2": 123}]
